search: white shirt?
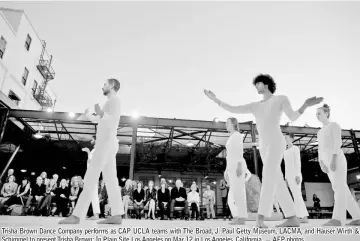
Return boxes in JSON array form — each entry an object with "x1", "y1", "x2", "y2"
[
  {"x1": 317, "y1": 122, "x2": 342, "y2": 166},
  {"x1": 284, "y1": 145, "x2": 302, "y2": 180},
  {"x1": 233, "y1": 95, "x2": 301, "y2": 143},
  {"x1": 225, "y1": 132, "x2": 247, "y2": 171},
  {"x1": 86, "y1": 95, "x2": 121, "y2": 140},
  {"x1": 187, "y1": 191, "x2": 200, "y2": 204}
]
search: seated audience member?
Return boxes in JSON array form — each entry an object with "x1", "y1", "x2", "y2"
[
  {"x1": 69, "y1": 177, "x2": 82, "y2": 214},
  {"x1": 24, "y1": 176, "x2": 46, "y2": 215},
  {"x1": 158, "y1": 180, "x2": 170, "y2": 220},
  {"x1": 0, "y1": 169, "x2": 14, "y2": 191},
  {"x1": 133, "y1": 181, "x2": 145, "y2": 219},
  {"x1": 121, "y1": 179, "x2": 133, "y2": 219},
  {"x1": 54, "y1": 179, "x2": 69, "y2": 217},
  {"x1": 98, "y1": 179, "x2": 108, "y2": 218},
  {"x1": 0, "y1": 175, "x2": 18, "y2": 213},
  {"x1": 4, "y1": 176, "x2": 30, "y2": 208},
  {"x1": 170, "y1": 179, "x2": 189, "y2": 220},
  {"x1": 40, "y1": 174, "x2": 59, "y2": 216},
  {"x1": 146, "y1": 180, "x2": 157, "y2": 220},
  {"x1": 187, "y1": 183, "x2": 200, "y2": 220}
]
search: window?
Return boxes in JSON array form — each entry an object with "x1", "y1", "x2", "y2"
[
  {"x1": 8, "y1": 90, "x2": 21, "y2": 106},
  {"x1": 0, "y1": 36, "x2": 7, "y2": 59},
  {"x1": 32, "y1": 80, "x2": 38, "y2": 95},
  {"x1": 25, "y1": 34, "x2": 32, "y2": 51},
  {"x1": 22, "y1": 67, "x2": 29, "y2": 86}
]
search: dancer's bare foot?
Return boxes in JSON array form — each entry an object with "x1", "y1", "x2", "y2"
[
  {"x1": 346, "y1": 219, "x2": 360, "y2": 226},
  {"x1": 323, "y1": 219, "x2": 341, "y2": 226},
  {"x1": 97, "y1": 214, "x2": 122, "y2": 224},
  {"x1": 229, "y1": 218, "x2": 246, "y2": 225},
  {"x1": 87, "y1": 214, "x2": 99, "y2": 220},
  {"x1": 276, "y1": 217, "x2": 300, "y2": 227},
  {"x1": 300, "y1": 217, "x2": 309, "y2": 223},
  {"x1": 59, "y1": 215, "x2": 80, "y2": 224}
]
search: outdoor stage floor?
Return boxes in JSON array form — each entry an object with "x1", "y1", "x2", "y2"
[{"x1": 0, "y1": 216, "x2": 359, "y2": 241}]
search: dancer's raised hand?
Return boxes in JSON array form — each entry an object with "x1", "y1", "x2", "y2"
[
  {"x1": 204, "y1": 89, "x2": 216, "y2": 101},
  {"x1": 305, "y1": 97, "x2": 324, "y2": 107}
]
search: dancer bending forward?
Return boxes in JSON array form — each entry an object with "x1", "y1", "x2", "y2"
[
  {"x1": 204, "y1": 74, "x2": 323, "y2": 227},
  {"x1": 316, "y1": 104, "x2": 360, "y2": 226},
  {"x1": 60, "y1": 78, "x2": 124, "y2": 224}
]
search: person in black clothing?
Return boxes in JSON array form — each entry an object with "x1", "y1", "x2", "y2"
[
  {"x1": 313, "y1": 194, "x2": 321, "y2": 210},
  {"x1": 170, "y1": 179, "x2": 189, "y2": 220},
  {"x1": 24, "y1": 176, "x2": 46, "y2": 215},
  {"x1": 133, "y1": 181, "x2": 145, "y2": 219},
  {"x1": 158, "y1": 180, "x2": 170, "y2": 220},
  {"x1": 55, "y1": 179, "x2": 70, "y2": 217},
  {"x1": 98, "y1": 180, "x2": 108, "y2": 218}
]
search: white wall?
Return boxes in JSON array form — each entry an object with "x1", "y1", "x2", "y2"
[
  {"x1": 0, "y1": 8, "x2": 57, "y2": 110},
  {"x1": 304, "y1": 182, "x2": 334, "y2": 208}
]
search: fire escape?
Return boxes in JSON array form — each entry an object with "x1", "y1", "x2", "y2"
[{"x1": 33, "y1": 40, "x2": 56, "y2": 110}]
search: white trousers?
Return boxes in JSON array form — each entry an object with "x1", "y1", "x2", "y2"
[
  {"x1": 287, "y1": 177, "x2": 309, "y2": 218},
  {"x1": 90, "y1": 185, "x2": 100, "y2": 215},
  {"x1": 205, "y1": 203, "x2": 215, "y2": 218},
  {"x1": 73, "y1": 137, "x2": 124, "y2": 219},
  {"x1": 227, "y1": 168, "x2": 248, "y2": 218},
  {"x1": 325, "y1": 151, "x2": 360, "y2": 224},
  {"x1": 258, "y1": 136, "x2": 296, "y2": 218}
]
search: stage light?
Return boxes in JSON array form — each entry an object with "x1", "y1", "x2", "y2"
[
  {"x1": 121, "y1": 177, "x2": 126, "y2": 182},
  {"x1": 68, "y1": 112, "x2": 75, "y2": 118},
  {"x1": 62, "y1": 166, "x2": 66, "y2": 169},
  {"x1": 21, "y1": 169, "x2": 27, "y2": 173},
  {"x1": 31, "y1": 172, "x2": 35, "y2": 175},
  {"x1": 356, "y1": 174, "x2": 360, "y2": 180},
  {"x1": 132, "y1": 111, "x2": 139, "y2": 119},
  {"x1": 186, "y1": 141, "x2": 194, "y2": 147},
  {"x1": 33, "y1": 131, "x2": 43, "y2": 139}
]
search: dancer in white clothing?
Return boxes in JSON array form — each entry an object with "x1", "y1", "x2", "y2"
[
  {"x1": 60, "y1": 78, "x2": 124, "y2": 224},
  {"x1": 316, "y1": 104, "x2": 360, "y2": 226},
  {"x1": 224, "y1": 117, "x2": 248, "y2": 225},
  {"x1": 284, "y1": 134, "x2": 309, "y2": 223},
  {"x1": 204, "y1": 74, "x2": 323, "y2": 227},
  {"x1": 82, "y1": 136, "x2": 101, "y2": 220}
]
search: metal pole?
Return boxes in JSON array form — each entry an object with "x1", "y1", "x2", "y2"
[
  {"x1": 129, "y1": 123, "x2": 138, "y2": 179},
  {"x1": 0, "y1": 107, "x2": 9, "y2": 145},
  {"x1": 350, "y1": 129, "x2": 360, "y2": 171},
  {"x1": 251, "y1": 122, "x2": 259, "y2": 175},
  {"x1": 0, "y1": 145, "x2": 21, "y2": 182}
]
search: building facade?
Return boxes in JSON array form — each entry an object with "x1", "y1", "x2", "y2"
[{"x1": 0, "y1": 7, "x2": 56, "y2": 110}]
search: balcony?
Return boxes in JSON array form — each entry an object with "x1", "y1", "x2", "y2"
[
  {"x1": 32, "y1": 87, "x2": 54, "y2": 109},
  {"x1": 37, "y1": 59, "x2": 55, "y2": 81}
]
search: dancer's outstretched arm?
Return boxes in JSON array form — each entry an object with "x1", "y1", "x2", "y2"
[
  {"x1": 204, "y1": 89, "x2": 254, "y2": 114},
  {"x1": 85, "y1": 108, "x2": 101, "y2": 123},
  {"x1": 281, "y1": 95, "x2": 323, "y2": 121}
]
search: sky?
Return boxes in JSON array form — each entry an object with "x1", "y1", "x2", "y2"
[{"x1": 2, "y1": 1, "x2": 360, "y2": 129}]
